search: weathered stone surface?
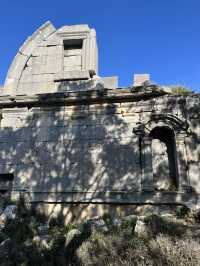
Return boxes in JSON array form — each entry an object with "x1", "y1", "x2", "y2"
[
  {"x1": 133, "y1": 73, "x2": 150, "y2": 86},
  {"x1": 0, "y1": 23, "x2": 200, "y2": 219},
  {"x1": 3, "y1": 23, "x2": 99, "y2": 95},
  {"x1": 54, "y1": 70, "x2": 90, "y2": 81},
  {"x1": 101, "y1": 76, "x2": 118, "y2": 89}
]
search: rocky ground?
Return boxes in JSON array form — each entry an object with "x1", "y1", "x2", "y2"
[{"x1": 1, "y1": 199, "x2": 200, "y2": 266}]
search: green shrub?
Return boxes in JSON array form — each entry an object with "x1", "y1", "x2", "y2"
[
  {"x1": 170, "y1": 86, "x2": 193, "y2": 95},
  {"x1": 4, "y1": 218, "x2": 34, "y2": 243},
  {"x1": 149, "y1": 234, "x2": 200, "y2": 266},
  {"x1": 144, "y1": 214, "x2": 186, "y2": 237},
  {"x1": 1, "y1": 204, "x2": 200, "y2": 266}
]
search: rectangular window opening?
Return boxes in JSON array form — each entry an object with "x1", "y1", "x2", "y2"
[
  {"x1": 63, "y1": 39, "x2": 83, "y2": 72},
  {"x1": 63, "y1": 39, "x2": 83, "y2": 51}
]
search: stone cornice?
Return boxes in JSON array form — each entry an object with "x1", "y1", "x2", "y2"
[{"x1": 0, "y1": 87, "x2": 168, "y2": 108}]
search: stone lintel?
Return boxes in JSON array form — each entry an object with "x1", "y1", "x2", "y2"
[
  {"x1": 0, "y1": 88, "x2": 167, "y2": 108},
  {"x1": 54, "y1": 70, "x2": 90, "y2": 81}
]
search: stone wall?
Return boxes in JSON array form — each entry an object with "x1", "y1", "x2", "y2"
[{"x1": 0, "y1": 90, "x2": 199, "y2": 212}]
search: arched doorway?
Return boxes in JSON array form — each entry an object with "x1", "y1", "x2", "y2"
[{"x1": 149, "y1": 126, "x2": 178, "y2": 191}]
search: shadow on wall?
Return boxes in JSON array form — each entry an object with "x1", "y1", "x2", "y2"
[{"x1": 0, "y1": 92, "x2": 199, "y2": 222}]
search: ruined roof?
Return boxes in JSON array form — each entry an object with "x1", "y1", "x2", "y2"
[
  {"x1": 2, "y1": 22, "x2": 171, "y2": 98},
  {"x1": 3, "y1": 22, "x2": 99, "y2": 95}
]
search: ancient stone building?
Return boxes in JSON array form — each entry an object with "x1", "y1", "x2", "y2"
[{"x1": 0, "y1": 21, "x2": 200, "y2": 221}]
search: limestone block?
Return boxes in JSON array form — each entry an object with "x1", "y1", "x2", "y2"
[
  {"x1": 87, "y1": 28, "x2": 98, "y2": 75},
  {"x1": 38, "y1": 21, "x2": 56, "y2": 40},
  {"x1": 44, "y1": 35, "x2": 61, "y2": 46},
  {"x1": 188, "y1": 163, "x2": 200, "y2": 193},
  {"x1": 121, "y1": 102, "x2": 153, "y2": 114},
  {"x1": 122, "y1": 115, "x2": 140, "y2": 124},
  {"x1": 88, "y1": 103, "x2": 120, "y2": 111},
  {"x1": 186, "y1": 97, "x2": 200, "y2": 109},
  {"x1": 64, "y1": 55, "x2": 82, "y2": 67},
  {"x1": 19, "y1": 36, "x2": 38, "y2": 56},
  {"x1": 33, "y1": 114, "x2": 63, "y2": 127},
  {"x1": 101, "y1": 76, "x2": 118, "y2": 89},
  {"x1": 19, "y1": 74, "x2": 33, "y2": 84},
  {"x1": 15, "y1": 162, "x2": 43, "y2": 189},
  {"x1": 30, "y1": 22, "x2": 53, "y2": 42},
  {"x1": 57, "y1": 24, "x2": 90, "y2": 34},
  {"x1": 5, "y1": 53, "x2": 28, "y2": 81},
  {"x1": 19, "y1": 66, "x2": 32, "y2": 80},
  {"x1": 0, "y1": 163, "x2": 16, "y2": 174},
  {"x1": 105, "y1": 123, "x2": 133, "y2": 139},
  {"x1": 36, "y1": 161, "x2": 83, "y2": 192},
  {"x1": 0, "y1": 127, "x2": 31, "y2": 142},
  {"x1": 2, "y1": 79, "x2": 18, "y2": 95},
  {"x1": 78, "y1": 125, "x2": 95, "y2": 140},
  {"x1": 34, "y1": 126, "x2": 64, "y2": 142},
  {"x1": 0, "y1": 141, "x2": 32, "y2": 164},
  {"x1": 88, "y1": 104, "x2": 121, "y2": 115},
  {"x1": 185, "y1": 136, "x2": 200, "y2": 163},
  {"x1": 65, "y1": 163, "x2": 84, "y2": 191},
  {"x1": 32, "y1": 55, "x2": 50, "y2": 65},
  {"x1": 21, "y1": 21, "x2": 55, "y2": 51},
  {"x1": 64, "y1": 65, "x2": 82, "y2": 71},
  {"x1": 30, "y1": 106, "x2": 65, "y2": 114},
  {"x1": 63, "y1": 112, "x2": 88, "y2": 123},
  {"x1": 34, "y1": 74, "x2": 54, "y2": 83},
  {"x1": 64, "y1": 49, "x2": 82, "y2": 56},
  {"x1": 35, "y1": 141, "x2": 65, "y2": 164},
  {"x1": 133, "y1": 74, "x2": 150, "y2": 86},
  {"x1": 32, "y1": 55, "x2": 62, "y2": 74},
  {"x1": 54, "y1": 70, "x2": 90, "y2": 81},
  {"x1": 17, "y1": 81, "x2": 56, "y2": 95},
  {"x1": 32, "y1": 45, "x2": 62, "y2": 56},
  {"x1": 32, "y1": 47, "x2": 46, "y2": 56},
  {"x1": 189, "y1": 119, "x2": 200, "y2": 137},
  {"x1": 64, "y1": 138, "x2": 90, "y2": 153},
  {"x1": 95, "y1": 113, "x2": 123, "y2": 125},
  {"x1": 92, "y1": 162, "x2": 141, "y2": 191},
  {"x1": 62, "y1": 125, "x2": 81, "y2": 140},
  {"x1": 1, "y1": 110, "x2": 32, "y2": 128},
  {"x1": 55, "y1": 78, "x2": 105, "y2": 92}
]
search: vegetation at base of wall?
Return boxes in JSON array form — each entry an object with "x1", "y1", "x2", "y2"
[
  {"x1": 1, "y1": 201, "x2": 200, "y2": 265},
  {"x1": 170, "y1": 85, "x2": 194, "y2": 95}
]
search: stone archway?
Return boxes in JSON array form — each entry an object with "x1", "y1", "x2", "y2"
[
  {"x1": 134, "y1": 114, "x2": 189, "y2": 192},
  {"x1": 150, "y1": 126, "x2": 178, "y2": 191}
]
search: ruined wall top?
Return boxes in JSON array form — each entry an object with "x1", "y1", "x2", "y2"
[{"x1": 3, "y1": 22, "x2": 100, "y2": 95}]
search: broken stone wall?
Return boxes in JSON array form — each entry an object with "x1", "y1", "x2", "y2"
[{"x1": 0, "y1": 94, "x2": 199, "y2": 207}]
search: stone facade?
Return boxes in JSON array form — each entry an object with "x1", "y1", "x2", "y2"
[{"x1": 0, "y1": 22, "x2": 200, "y2": 220}]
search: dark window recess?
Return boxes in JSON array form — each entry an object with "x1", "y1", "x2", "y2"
[
  {"x1": 63, "y1": 39, "x2": 83, "y2": 72},
  {"x1": 63, "y1": 39, "x2": 83, "y2": 50},
  {"x1": 150, "y1": 126, "x2": 178, "y2": 191},
  {"x1": 0, "y1": 173, "x2": 14, "y2": 193}
]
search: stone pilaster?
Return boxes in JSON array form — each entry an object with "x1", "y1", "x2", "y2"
[
  {"x1": 141, "y1": 136, "x2": 154, "y2": 191},
  {"x1": 176, "y1": 135, "x2": 189, "y2": 191}
]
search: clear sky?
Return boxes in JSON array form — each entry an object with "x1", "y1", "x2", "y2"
[{"x1": 0, "y1": 0, "x2": 200, "y2": 91}]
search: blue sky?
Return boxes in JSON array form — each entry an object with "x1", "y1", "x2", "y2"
[{"x1": 0, "y1": 0, "x2": 200, "y2": 91}]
